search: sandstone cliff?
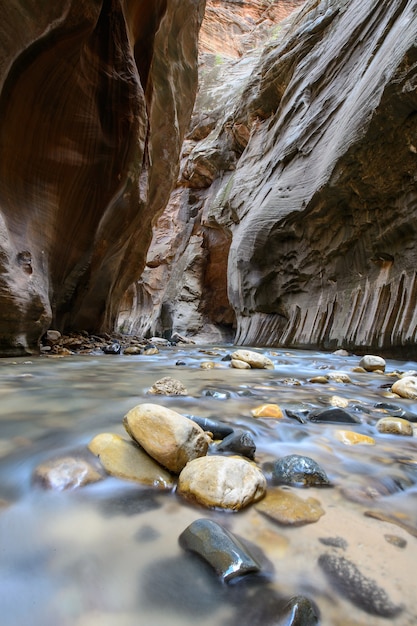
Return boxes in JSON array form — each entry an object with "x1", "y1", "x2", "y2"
[
  {"x1": 124, "y1": 0, "x2": 417, "y2": 355},
  {"x1": 0, "y1": 0, "x2": 205, "y2": 354}
]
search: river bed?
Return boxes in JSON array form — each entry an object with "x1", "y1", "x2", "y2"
[{"x1": 0, "y1": 346, "x2": 416, "y2": 625}]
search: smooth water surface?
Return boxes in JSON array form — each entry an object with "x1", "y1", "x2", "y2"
[{"x1": 0, "y1": 347, "x2": 416, "y2": 626}]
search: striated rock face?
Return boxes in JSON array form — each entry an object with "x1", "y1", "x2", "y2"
[
  {"x1": 0, "y1": 0, "x2": 205, "y2": 354},
  {"x1": 125, "y1": 0, "x2": 417, "y2": 355}
]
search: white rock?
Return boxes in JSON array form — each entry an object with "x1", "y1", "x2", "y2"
[
  {"x1": 123, "y1": 403, "x2": 210, "y2": 473},
  {"x1": 359, "y1": 355, "x2": 386, "y2": 372},
  {"x1": 231, "y1": 349, "x2": 274, "y2": 369},
  {"x1": 231, "y1": 358, "x2": 251, "y2": 369},
  {"x1": 178, "y1": 455, "x2": 267, "y2": 510}
]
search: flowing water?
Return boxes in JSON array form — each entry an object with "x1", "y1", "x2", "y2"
[{"x1": 0, "y1": 346, "x2": 416, "y2": 626}]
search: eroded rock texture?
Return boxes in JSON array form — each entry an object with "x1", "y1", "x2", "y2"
[
  {"x1": 0, "y1": 0, "x2": 205, "y2": 354},
  {"x1": 124, "y1": 0, "x2": 417, "y2": 354}
]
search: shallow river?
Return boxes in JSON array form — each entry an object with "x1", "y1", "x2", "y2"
[{"x1": 0, "y1": 346, "x2": 416, "y2": 626}]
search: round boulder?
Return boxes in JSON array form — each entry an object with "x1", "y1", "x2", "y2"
[
  {"x1": 391, "y1": 376, "x2": 417, "y2": 399},
  {"x1": 231, "y1": 349, "x2": 274, "y2": 369},
  {"x1": 359, "y1": 355, "x2": 386, "y2": 372},
  {"x1": 178, "y1": 455, "x2": 266, "y2": 510},
  {"x1": 123, "y1": 403, "x2": 210, "y2": 474}
]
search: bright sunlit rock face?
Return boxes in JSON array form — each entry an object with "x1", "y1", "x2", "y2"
[{"x1": 0, "y1": 0, "x2": 205, "y2": 354}]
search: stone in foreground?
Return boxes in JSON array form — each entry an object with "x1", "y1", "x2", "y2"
[
  {"x1": 123, "y1": 403, "x2": 210, "y2": 473},
  {"x1": 391, "y1": 376, "x2": 417, "y2": 399},
  {"x1": 256, "y1": 488, "x2": 325, "y2": 526},
  {"x1": 88, "y1": 433, "x2": 175, "y2": 489},
  {"x1": 179, "y1": 518, "x2": 261, "y2": 582},
  {"x1": 178, "y1": 455, "x2": 266, "y2": 510},
  {"x1": 318, "y1": 553, "x2": 403, "y2": 617},
  {"x1": 231, "y1": 350, "x2": 274, "y2": 369},
  {"x1": 33, "y1": 456, "x2": 103, "y2": 490},
  {"x1": 273, "y1": 454, "x2": 330, "y2": 487}
]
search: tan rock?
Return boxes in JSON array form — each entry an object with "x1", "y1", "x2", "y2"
[
  {"x1": 231, "y1": 350, "x2": 274, "y2": 369},
  {"x1": 359, "y1": 355, "x2": 386, "y2": 372},
  {"x1": 231, "y1": 358, "x2": 251, "y2": 369},
  {"x1": 256, "y1": 487, "x2": 325, "y2": 526},
  {"x1": 327, "y1": 372, "x2": 353, "y2": 384},
  {"x1": 178, "y1": 455, "x2": 266, "y2": 510},
  {"x1": 329, "y1": 395, "x2": 350, "y2": 408},
  {"x1": 148, "y1": 376, "x2": 187, "y2": 395},
  {"x1": 88, "y1": 433, "x2": 175, "y2": 488},
  {"x1": 33, "y1": 456, "x2": 103, "y2": 490},
  {"x1": 123, "y1": 403, "x2": 210, "y2": 474},
  {"x1": 200, "y1": 361, "x2": 215, "y2": 369},
  {"x1": 391, "y1": 376, "x2": 417, "y2": 399},
  {"x1": 251, "y1": 403, "x2": 284, "y2": 418},
  {"x1": 376, "y1": 417, "x2": 413, "y2": 437},
  {"x1": 334, "y1": 430, "x2": 375, "y2": 445},
  {"x1": 309, "y1": 376, "x2": 329, "y2": 384}
]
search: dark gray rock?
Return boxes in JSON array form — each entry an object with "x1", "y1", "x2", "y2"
[
  {"x1": 318, "y1": 553, "x2": 403, "y2": 617},
  {"x1": 273, "y1": 454, "x2": 330, "y2": 487},
  {"x1": 179, "y1": 518, "x2": 261, "y2": 582},
  {"x1": 215, "y1": 428, "x2": 256, "y2": 459},
  {"x1": 310, "y1": 408, "x2": 360, "y2": 424},
  {"x1": 188, "y1": 415, "x2": 234, "y2": 439}
]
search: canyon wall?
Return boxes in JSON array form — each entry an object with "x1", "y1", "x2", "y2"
[
  {"x1": 0, "y1": 0, "x2": 205, "y2": 354},
  {"x1": 123, "y1": 0, "x2": 417, "y2": 355}
]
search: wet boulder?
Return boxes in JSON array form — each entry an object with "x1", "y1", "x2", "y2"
[
  {"x1": 391, "y1": 376, "x2": 417, "y2": 399},
  {"x1": 88, "y1": 432, "x2": 175, "y2": 489},
  {"x1": 272, "y1": 454, "x2": 330, "y2": 487},
  {"x1": 310, "y1": 407, "x2": 360, "y2": 424},
  {"x1": 177, "y1": 455, "x2": 266, "y2": 510},
  {"x1": 123, "y1": 403, "x2": 211, "y2": 474},
  {"x1": 376, "y1": 417, "x2": 414, "y2": 436},
  {"x1": 359, "y1": 355, "x2": 386, "y2": 372},
  {"x1": 179, "y1": 518, "x2": 261, "y2": 582},
  {"x1": 215, "y1": 429, "x2": 256, "y2": 460},
  {"x1": 230, "y1": 349, "x2": 274, "y2": 369},
  {"x1": 256, "y1": 488, "x2": 325, "y2": 526}
]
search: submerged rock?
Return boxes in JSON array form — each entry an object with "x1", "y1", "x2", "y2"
[
  {"x1": 177, "y1": 455, "x2": 266, "y2": 510},
  {"x1": 310, "y1": 407, "x2": 360, "y2": 424},
  {"x1": 251, "y1": 403, "x2": 284, "y2": 418},
  {"x1": 318, "y1": 553, "x2": 403, "y2": 617},
  {"x1": 188, "y1": 415, "x2": 234, "y2": 439},
  {"x1": 87, "y1": 433, "x2": 175, "y2": 489},
  {"x1": 256, "y1": 488, "x2": 325, "y2": 526},
  {"x1": 228, "y1": 587, "x2": 319, "y2": 626},
  {"x1": 123, "y1": 403, "x2": 210, "y2": 474},
  {"x1": 179, "y1": 518, "x2": 261, "y2": 582},
  {"x1": 33, "y1": 456, "x2": 103, "y2": 490},
  {"x1": 272, "y1": 454, "x2": 330, "y2": 487},
  {"x1": 334, "y1": 430, "x2": 375, "y2": 445}
]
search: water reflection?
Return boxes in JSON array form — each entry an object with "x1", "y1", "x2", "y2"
[{"x1": 0, "y1": 347, "x2": 416, "y2": 625}]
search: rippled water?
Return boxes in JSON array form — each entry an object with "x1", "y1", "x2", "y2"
[{"x1": 0, "y1": 346, "x2": 416, "y2": 626}]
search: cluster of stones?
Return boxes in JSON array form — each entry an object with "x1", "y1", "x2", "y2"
[{"x1": 31, "y1": 348, "x2": 413, "y2": 621}]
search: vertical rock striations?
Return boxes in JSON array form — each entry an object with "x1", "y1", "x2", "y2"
[
  {"x1": 136, "y1": 0, "x2": 417, "y2": 354},
  {"x1": 0, "y1": 0, "x2": 205, "y2": 354}
]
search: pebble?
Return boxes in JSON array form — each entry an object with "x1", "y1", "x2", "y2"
[
  {"x1": 376, "y1": 416, "x2": 413, "y2": 436},
  {"x1": 123, "y1": 403, "x2": 210, "y2": 474},
  {"x1": 326, "y1": 372, "x2": 353, "y2": 383},
  {"x1": 329, "y1": 395, "x2": 349, "y2": 408},
  {"x1": 272, "y1": 454, "x2": 330, "y2": 487},
  {"x1": 177, "y1": 455, "x2": 266, "y2": 510},
  {"x1": 215, "y1": 429, "x2": 256, "y2": 459},
  {"x1": 251, "y1": 403, "x2": 284, "y2": 418},
  {"x1": 179, "y1": 518, "x2": 261, "y2": 582},
  {"x1": 45, "y1": 329, "x2": 61, "y2": 344},
  {"x1": 318, "y1": 553, "x2": 402, "y2": 617},
  {"x1": 230, "y1": 349, "x2": 274, "y2": 369},
  {"x1": 200, "y1": 361, "x2": 215, "y2": 369},
  {"x1": 309, "y1": 376, "x2": 328, "y2": 384},
  {"x1": 359, "y1": 355, "x2": 386, "y2": 372},
  {"x1": 310, "y1": 407, "x2": 360, "y2": 424},
  {"x1": 319, "y1": 536, "x2": 348, "y2": 550},
  {"x1": 33, "y1": 456, "x2": 103, "y2": 490},
  {"x1": 88, "y1": 432, "x2": 175, "y2": 489},
  {"x1": 334, "y1": 430, "x2": 375, "y2": 445},
  {"x1": 384, "y1": 534, "x2": 407, "y2": 548},
  {"x1": 391, "y1": 376, "x2": 417, "y2": 399},
  {"x1": 256, "y1": 487, "x2": 325, "y2": 526},
  {"x1": 148, "y1": 376, "x2": 187, "y2": 396},
  {"x1": 230, "y1": 588, "x2": 319, "y2": 626}
]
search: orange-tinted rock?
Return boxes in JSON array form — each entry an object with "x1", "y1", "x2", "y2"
[{"x1": 251, "y1": 404, "x2": 284, "y2": 419}]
